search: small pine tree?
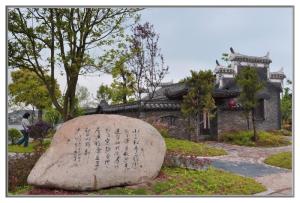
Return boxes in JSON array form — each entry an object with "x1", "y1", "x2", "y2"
[
  {"x1": 236, "y1": 67, "x2": 264, "y2": 142},
  {"x1": 181, "y1": 70, "x2": 216, "y2": 140}
]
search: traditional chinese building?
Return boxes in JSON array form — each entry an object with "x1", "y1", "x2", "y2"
[{"x1": 89, "y1": 48, "x2": 286, "y2": 141}]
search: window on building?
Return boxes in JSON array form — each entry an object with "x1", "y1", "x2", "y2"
[{"x1": 255, "y1": 99, "x2": 265, "y2": 120}]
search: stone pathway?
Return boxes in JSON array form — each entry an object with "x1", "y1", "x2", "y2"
[{"x1": 203, "y1": 141, "x2": 293, "y2": 196}]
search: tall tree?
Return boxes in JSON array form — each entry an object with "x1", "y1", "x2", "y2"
[
  {"x1": 109, "y1": 56, "x2": 135, "y2": 104},
  {"x1": 181, "y1": 70, "x2": 216, "y2": 141},
  {"x1": 236, "y1": 67, "x2": 264, "y2": 142},
  {"x1": 75, "y1": 85, "x2": 95, "y2": 108},
  {"x1": 8, "y1": 69, "x2": 61, "y2": 120},
  {"x1": 127, "y1": 22, "x2": 169, "y2": 102},
  {"x1": 97, "y1": 84, "x2": 113, "y2": 103},
  {"x1": 8, "y1": 8, "x2": 140, "y2": 121}
]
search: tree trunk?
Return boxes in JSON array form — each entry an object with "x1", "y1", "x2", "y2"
[
  {"x1": 38, "y1": 109, "x2": 43, "y2": 121},
  {"x1": 31, "y1": 106, "x2": 35, "y2": 123},
  {"x1": 246, "y1": 112, "x2": 250, "y2": 130},
  {"x1": 196, "y1": 112, "x2": 201, "y2": 141},
  {"x1": 251, "y1": 108, "x2": 258, "y2": 142}
]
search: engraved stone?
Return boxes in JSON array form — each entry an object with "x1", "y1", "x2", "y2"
[{"x1": 27, "y1": 114, "x2": 166, "y2": 191}]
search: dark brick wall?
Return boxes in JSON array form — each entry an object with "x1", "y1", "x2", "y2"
[
  {"x1": 142, "y1": 111, "x2": 192, "y2": 140},
  {"x1": 217, "y1": 86, "x2": 281, "y2": 138}
]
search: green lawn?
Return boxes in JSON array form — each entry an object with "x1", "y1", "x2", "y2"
[
  {"x1": 165, "y1": 137, "x2": 227, "y2": 156},
  {"x1": 220, "y1": 130, "x2": 291, "y2": 147},
  {"x1": 95, "y1": 167, "x2": 266, "y2": 195},
  {"x1": 8, "y1": 140, "x2": 51, "y2": 153},
  {"x1": 264, "y1": 151, "x2": 292, "y2": 169}
]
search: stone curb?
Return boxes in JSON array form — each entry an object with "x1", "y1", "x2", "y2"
[{"x1": 254, "y1": 189, "x2": 274, "y2": 196}]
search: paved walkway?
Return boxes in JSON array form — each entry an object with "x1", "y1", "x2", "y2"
[{"x1": 203, "y1": 140, "x2": 293, "y2": 196}]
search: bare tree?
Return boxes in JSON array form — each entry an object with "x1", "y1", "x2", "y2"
[{"x1": 128, "y1": 22, "x2": 169, "y2": 101}]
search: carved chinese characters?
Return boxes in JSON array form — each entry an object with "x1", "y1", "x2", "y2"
[{"x1": 27, "y1": 115, "x2": 166, "y2": 191}]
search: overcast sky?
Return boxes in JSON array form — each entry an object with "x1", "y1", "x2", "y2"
[
  {"x1": 8, "y1": 7, "x2": 294, "y2": 101},
  {"x1": 75, "y1": 7, "x2": 293, "y2": 99}
]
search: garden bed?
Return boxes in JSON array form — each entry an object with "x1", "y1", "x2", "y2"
[
  {"x1": 8, "y1": 140, "x2": 51, "y2": 153},
  {"x1": 219, "y1": 130, "x2": 291, "y2": 147},
  {"x1": 165, "y1": 137, "x2": 227, "y2": 156},
  {"x1": 264, "y1": 151, "x2": 292, "y2": 169}
]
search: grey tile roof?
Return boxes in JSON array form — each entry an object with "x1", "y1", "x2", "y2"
[
  {"x1": 98, "y1": 100, "x2": 181, "y2": 113},
  {"x1": 229, "y1": 53, "x2": 272, "y2": 64}
]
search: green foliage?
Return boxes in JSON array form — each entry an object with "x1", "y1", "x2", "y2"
[
  {"x1": 158, "y1": 128, "x2": 170, "y2": 138},
  {"x1": 235, "y1": 67, "x2": 264, "y2": 141},
  {"x1": 151, "y1": 167, "x2": 266, "y2": 195},
  {"x1": 264, "y1": 151, "x2": 292, "y2": 169},
  {"x1": 73, "y1": 105, "x2": 86, "y2": 117},
  {"x1": 76, "y1": 86, "x2": 94, "y2": 108},
  {"x1": 181, "y1": 70, "x2": 216, "y2": 139},
  {"x1": 8, "y1": 8, "x2": 140, "y2": 121},
  {"x1": 165, "y1": 137, "x2": 227, "y2": 156},
  {"x1": 258, "y1": 131, "x2": 291, "y2": 147},
  {"x1": 9, "y1": 166, "x2": 266, "y2": 195},
  {"x1": 97, "y1": 84, "x2": 113, "y2": 103},
  {"x1": 44, "y1": 107, "x2": 62, "y2": 126},
  {"x1": 98, "y1": 57, "x2": 136, "y2": 104},
  {"x1": 281, "y1": 80, "x2": 292, "y2": 125},
  {"x1": 109, "y1": 59, "x2": 136, "y2": 104},
  {"x1": 220, "y1": 130, "x2": 291, "y2": 147},
  {"x1": 236, "y1": 67, "x2": 264, "y2": 110},
  {"x1": 8, "y1": 185, "x2": 33, "y2": 195},
  {"x1": 8, "y1": 128, "x2": 22, "y2": 144},
  {"x1": 270, "y1": 129, "x2": 292, "y2": 136},
  {"x1": 181, "y1": 70, "x2": 216, "y2": 117},
  {"x1": 8, "y1": 140, "x2": 51, "y2": 153},
  {"x1": 93, "y1": 167, "x2": 266, "y2": 195},
  {"x1": 98, "y1": 187, "x2": 147, "y2": 195},
  {"x1": 8, "y1": 69, "x2": 61, "y2": 110}
]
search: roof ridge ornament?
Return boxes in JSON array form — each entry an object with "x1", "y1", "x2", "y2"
[{"x1": 265, "y1": 51, "x2": 270, "y2": 58}]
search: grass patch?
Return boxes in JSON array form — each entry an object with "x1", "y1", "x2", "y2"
[
  {"x1": 268, "y1": 129, "x2": 292, "y2": 137},
  {"x1": 95, "y1": 167, "x2": 266, "y2": 195},
  {"x1": 8, "y1": 140, "x2": 51, "y2": 153},
  {"x1": 8, "y1": 185, "x2": 33, "y2": 195},
  {"x1": 97, "y1": 187, "x2": 148, "y2": 195},
  {"x1": 264, "y1": 151, "x2": 292, "y2": 169},
  {"x1": 165, "y1": 137, "x2": 227, "y2": 156},
  {"x1": 220, "y1": 130, "x2": 291, "y2": 147},
  {"x1": 9, "y1": 167, "x2": 266, "y2": 196}
]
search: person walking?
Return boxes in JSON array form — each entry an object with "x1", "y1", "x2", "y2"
[{"x1": 17, "y1": 112, "x2": 31, "y2": 147}]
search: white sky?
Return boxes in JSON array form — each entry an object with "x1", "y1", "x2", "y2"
[{"x1": 7, "y1": 7, "x2": 293, "y2": 100}]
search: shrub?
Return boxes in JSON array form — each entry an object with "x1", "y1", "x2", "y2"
[
  {"x1": 257, "y1": 131, "x2": 290, "y2": 147},
  {"x1": 219, "y1": 130, "x2": 255, "y2": 146},
  {"x1": 28, "y1": 121, "x2": 52, "y2": 142},
  {"x1": 220, "y1": 130, "x2": 291, "y2": 147},
  {"x1": 267, "y1": 129, "x2": 292, "y2": 137},
  {"x1": 44, "y1": 108, "x2": 62, "y2": 127},
  {"x1": 8, "y1": 128, "x2": 22, "y2": 144}
]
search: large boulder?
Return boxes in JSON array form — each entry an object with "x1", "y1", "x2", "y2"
[{"x1": 27, "y1": 114, "x2": 166, "y2": 191}]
